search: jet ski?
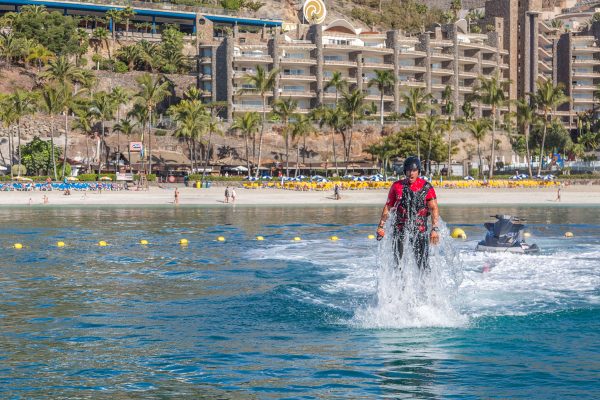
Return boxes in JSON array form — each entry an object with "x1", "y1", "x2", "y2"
[{"x1": 476, "y1": 215, "x2": 540, "y2": 254}]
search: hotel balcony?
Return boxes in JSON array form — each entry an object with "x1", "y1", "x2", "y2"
[
  {"x1": 364, "y1": 93, "x2": 394, "y2": 102},
  {"x1": 233, "y1": 54, "x2": 273, "y2": 63},
  {"x1": 431, "y1": 67, "x2": 453, "y2": 76},
  {"x1": 279, "y1": 57, "x2": 317, "y2": 65},
  {"x1": 232, "y1": 104, "x2": 267, "y2": 112},
  {"x1": 233, "y1": 88, "x2": 273, "y2": 97},
  {"x1": 322, "y1": 58, "x2": 357, "y2": 67},
  {"x1": 572, "y1": 97, "x2": 595, "y2": 104},
  {"x1": 572, "y1": 45, "x2": 600, "y2": 54},
  {"x1": 199, "y1": 73, "x2": 212, "y2": 81},
  {"x1": 399, "y1": 65, "x2": 427, "y2": 73},
  {"x1": 572, "y1": 58, "x2": 600, "y2": 66},
  {"x1": 572, "y1": 70, "x2": 600, "y2": 79},
  {"x1": 279, "y1": 90, "x2": 316, "y2": 98},
  {"x1": 398, "y1": 50, "x2": 427, "y2": 59},
  {"x1": 458, "y1": 55, "x2": 479, "y2": 64},
  {"x1": 458, "y1": 70, "x2": 479, "y2": 79},
  {"x1": 430, "y1": 51, "x2": 454, "y2": 61},
  {"x1": 323, "y1": 43, "x2": 392, "y2": 54},
  {"x1": 199, "y1": 56, "x2": 212, "y2": 64},
  {"x1": 362, "y1": 62, "x2": 394, "y2": 70},
  {"x1": 481, "y1": 58, "x2": 498, "y2": 67},
  {"x1": 403, "y1": 80, "x2": 426, "y2": 88},
  {"x1": 539, "y1": 60, "x2": 552, "y2": 73},
  {"x1": 280, "y1": 43, "x2": 316, "y2": 50},
  {"x1": 279, "y1": 74, "x2": 316, "y2": 82},
  {"x1": 538, "y1": 46, "x2": 552, "y2": 58},
  {"x1": 572, "y1": 83, "x2": 597, "y2": 91}
]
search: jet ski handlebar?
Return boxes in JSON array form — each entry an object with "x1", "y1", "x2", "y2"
[{"x1": 490, "y1": 214, "x2": 525, "y2": 221}]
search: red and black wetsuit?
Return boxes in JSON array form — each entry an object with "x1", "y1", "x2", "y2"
[{"x1": 385, "y1": 177, "x2": 436, "y2": 269}]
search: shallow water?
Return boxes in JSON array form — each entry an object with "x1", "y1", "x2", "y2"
[{"x1": 0, "y1": 205, "x2": 599, "y2": 398}]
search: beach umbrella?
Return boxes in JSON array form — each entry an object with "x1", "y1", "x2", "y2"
[
  {"x1": 311, "y1": 175, "x2": 325, "y2": 181},
  {"x1": 66, "y1": 177, "x2": 79, "y2": 181},
  {"x1": 16, "y1": 176, "x2": 33, "y2": 182},
  {"x1": 509, "y1": 175, "x2": 520, "y2": 180},
  {"x1": 543, "y1": 174, "x2": 556, "y2": 181},
  {"x1": 464, "y1": 176, "x2": 475, "y2": 181},
  {"x1": 99, "y1": 176, "x2": 112, "y2": 181},
  {"x1": 297, "y1": 175, "x2": 307, "y2": 179}
]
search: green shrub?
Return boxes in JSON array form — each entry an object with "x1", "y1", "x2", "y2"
[
  {"x1": 11, "y1": 164, "x2": 27, "y2": 176},
  {"x1": 77, "y1": 173, "x2": 99, "y2": 181},
  {"x1": 133, "y1": 173, "x2": 156, "y2": 181},
  {"x1": 113, "y1": 60, "x2": 129, "y2": 73}
]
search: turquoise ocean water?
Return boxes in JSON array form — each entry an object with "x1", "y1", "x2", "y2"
[{"x1": 0, "y1": 205, "x2": 599, "y2": 398}]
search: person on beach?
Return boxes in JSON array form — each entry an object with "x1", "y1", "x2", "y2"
[
  {"x1": 224, "y1": 186, "x2": 230, "y2": 203},
  {"x1": 230, "y1": 187, "x2": 236, "y2": 203},
  {"x1": 174, "y1": 188, "x2": 180, "y2": 205},
  {"x1": 334, "y1": 183, "x2": 341, "y2": 200},
  {"x1": 556, "y1": 185, "x2": 561, "y2": 202},
  {"x1": 376, "y1": 156, "x2": 440, "y2": 270}
]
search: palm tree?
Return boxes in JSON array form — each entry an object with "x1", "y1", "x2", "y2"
[
  {"x1": 420, "y1": 114, "x2": 441, "y2": 175},
  {"x1": 41, "y1": 56, "x2": 85, "y2": 87},
  {"x1": 466, "y1": 118, "x2": 491, "y2": 178},
  {"x1": 312, "y1": 105, "x2": 347, "y2": 176},
  {"x1": 26, "y1": 44, "x2": 54, "y2": 71},
  {"x1": 202, "y1": 117, "x2": 223, "y2": 180},
  {"x1": 121, "y1": 7, "x2": 135, "y2": 37},
  {"x1": 9, "y1": 89, "x2": 37, "y2": 176},
  {"x1": 368, "y1": 70, "x2": 396, "y2": 126},
  {"x1": 113, "y1": 118, "x2": 137, "y2": 173},
  {"x1": 290, "y1": 115, "x2": 315, "y2": 177},
  {"x1": 241, "y1": 65, "x2": 278, "y2": 177},
  {"x1": 110, "y1": 87, "x2": 131, "y2": 170},
  {"x1": 515, "y1": 98, "x2": 536, "y2": 177},
  {"x1": 231, "y1": 112, "x2": 261, "y2": 177},
  {"x1": 58, "y1": 86, "x2": 84, "y2": 179},
  {"x1": 91, "y1": 27, "x2": 110, "y2": 61},
  {"x1": 401, "y1": 87, "x2": 432, "y2": 159},
  {"x1": 134, "y1": 73, "x2": 171, "y2": 173},
  {"x1": 0, "y1": 32, "x2": 24, "y2": 68},
  {"x1": 169, "y1": 99, "x2": 206, "y2": 172},
  {"x1": 341, "y1": 89, "x2": 366, "y2": 172},
  {"x1": 39, "y1": 84, "x2": 64, "y2": 180},
  {"x1": 116, "y1": 45, "x2": 141, "y2": 71},
  {"x1": 532, "y1": 79, "x2": 569, "y2": 175},
  {"x1": 476, "y1": 74, "x2": 509, "y2": 179},
  {"x1": 272, "y1": 97, "x2": 298, "y2": 176},
  {"x1": 90, "y1": 91, "x2": 117, "y2": 174},
  {"x1": 72, "y1": 108, "x2": 96, "y2": 173},
  {"x1": 323, "y1": 71, "x2": 348, "y2": 106},
  {"x1": 105, "y1": 9, "x2": 122, "y2": 49},
  {"x1": 0, "y1": 96, "x2": 18, "y2": 177}
]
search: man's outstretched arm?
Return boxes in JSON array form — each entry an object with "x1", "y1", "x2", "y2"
[{"x1": 428, "y1": 199, "x2": 440, "y2": 245}]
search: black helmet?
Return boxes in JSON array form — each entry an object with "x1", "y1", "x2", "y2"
[{"x1": 403, "y1": 156, "x2": 421, "y2": 175}]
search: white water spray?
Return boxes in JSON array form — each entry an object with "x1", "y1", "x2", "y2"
[{"x1": 354, "y1": 211, "x2": 467, "y2": 328}]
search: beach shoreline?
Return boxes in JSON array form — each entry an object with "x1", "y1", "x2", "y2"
[{"x1": 1, "y1": 185, "x2": 599, "y2": 207}]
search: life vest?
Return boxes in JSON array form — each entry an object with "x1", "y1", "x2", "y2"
[{"x1": 395, "y1": 180, "x2": 432, "y2": 233}]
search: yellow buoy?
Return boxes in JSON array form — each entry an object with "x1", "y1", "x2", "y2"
[
  {"x1": 256, "y1": 236, "x2": 264, "y2": 241},
  {"x1": 217, "y1": 236, "x2": 226, "y2": 242},
  {"x1": 564, "y1": 232, "x2": 574, "y2": 238},
  {"x1": 179, "y1": 238, "x2": 189, "y2": 245},
  {"x1": 293, "y1": 237, "x2": 301, "y2": 241},
  {"x1": 140, "y1": 239, "x2": 149, "y2": 245},
  {"x1": 367, "y1": 234, "x2": 376, "y2": 240},
  {"x1": 450, "y1": 228, "x2": 467, "y2": 240},
  {"x1": 14, "y1": 243, "x2": 23, "y2": 249},
  {"x1": 98, "y1": 241, "x2": 107, "y2": 247},
  {"x1": 523, "y1": 232, "x2": 531, "y2": 239},
  {"x1": 56, "y1": 241, "x2": 65, "y2": 248},
  {"x1": 330, "y1": 236, "x2": 339, "y2": 241}
]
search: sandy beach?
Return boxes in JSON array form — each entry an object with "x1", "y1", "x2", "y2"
[{"x1": 1, "y1": 184, "x2": 599, "y2": 206}]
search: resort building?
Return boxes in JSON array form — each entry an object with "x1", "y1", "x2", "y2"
[{"x1": 198, "y1": 18, "x2": 510, "y2": 121}]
